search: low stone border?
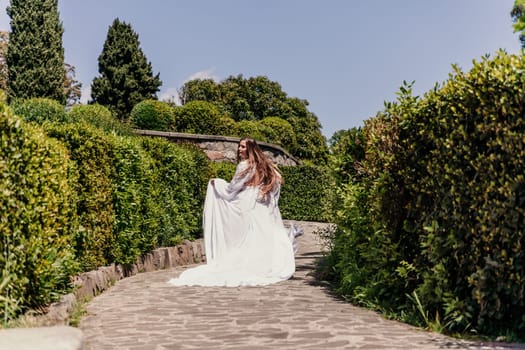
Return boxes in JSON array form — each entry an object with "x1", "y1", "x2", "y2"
[
  {"x1": 0, "y1": 239, "x2": 205, "y2": 350},
  {"x1": 19, "y1": 239, "x2": 205, "y2": 327}
]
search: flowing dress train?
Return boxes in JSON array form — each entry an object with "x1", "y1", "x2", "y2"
[{"x1": 167, "y1": 160, "x2": 296, "y2": 287}]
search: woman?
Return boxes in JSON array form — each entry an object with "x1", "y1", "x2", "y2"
[{"x1": 168, "y1": 138, "x2": 296, "y2": 287}]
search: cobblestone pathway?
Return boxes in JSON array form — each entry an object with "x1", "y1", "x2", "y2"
[{"x1": 80, "y1": 221, "x2": 524, "y2": 350}]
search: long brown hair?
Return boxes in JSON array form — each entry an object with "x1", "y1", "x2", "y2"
[{"x1": 238, "y1": 138, "x2": 282, "y2": 197}]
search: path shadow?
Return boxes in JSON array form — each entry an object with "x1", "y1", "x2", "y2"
[{"x1": 302, "y1": 231, "x2": 525, "y2": 349}]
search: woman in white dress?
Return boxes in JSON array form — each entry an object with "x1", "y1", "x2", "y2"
[{"x1": 167, "y1": 138, "x2": 296, "y2": 287}]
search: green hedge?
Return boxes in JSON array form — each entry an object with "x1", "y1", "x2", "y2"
[
  {"x1": 130, "y1": 99, "x2": 175, "y2": 131},
  {"x1": 0, "y1": 104, "x2": 78, "y2": 321},
  {"x1": 327, "y1": 50, "x2": 525, "y2": 339},
  {"x1": 45, "y1": 122, "x2": 213, "y2": 267},
  {"x1": 140, "y1": 138, "x2": 211, "y2": 246},
  {"x1": 11, "y1": 98, "x2": 68, "y2": 124},
  {"x1": 45, "y1": 122, "x2": 116, "y2": 270},
  {"x1": 175, "y1": 100, "x2": 223, "y2": 135},
  {"x1": 209, "y1": 161, "x2": 334, "y2": 222},
  {"x1": 67, "y1": 103, "x2": 133, "y2": 136},
  {"x1": 280, "y1": 165, "x2": 335, "y2": 222}
]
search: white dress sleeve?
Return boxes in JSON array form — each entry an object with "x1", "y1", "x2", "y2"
[{"x1": 213, "y1": 160, "x2": 253, "y2": 201}]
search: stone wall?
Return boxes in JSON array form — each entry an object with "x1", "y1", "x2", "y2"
[{"x1": 134, "y1": 130, "x2": 300, "y2": 166}]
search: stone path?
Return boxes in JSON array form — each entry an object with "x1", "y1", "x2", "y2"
[{"x1": 80, "y1": 221, "x2": 524, "y2": 350}]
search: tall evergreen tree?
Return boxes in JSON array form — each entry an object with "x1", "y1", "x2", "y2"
[
  {"x1": 91, "y1": 18, "x2": 162, "y2": 119},
  {"x1": 6, "y1": 0, "x2": 66, "y2": 103}
]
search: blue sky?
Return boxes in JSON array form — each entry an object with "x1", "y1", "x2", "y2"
[{"x1": 0, "y1": 1, "x2": 521, "y2": 138}]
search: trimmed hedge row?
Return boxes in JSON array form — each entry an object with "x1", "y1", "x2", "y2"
[
  {"x1": 209, "y1": 161, "x2": 334, "y2": 222},
  {"x1": 328, "y1": 50, "x2": 525, "y2": 339},
  {"x1": 1, "y1": 102, "x2": 212, "y2": 322},
  {"x1": 2, "y1": 97, "x2": 332, "y2": 324},
  {"x1": 0, "y1": 104, "x2": 78, "y2": 321}
]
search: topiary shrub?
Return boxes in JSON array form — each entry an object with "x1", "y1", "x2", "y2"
[
  {"x1": 0, "y1": 103, "x2": 78, "y2": 323},
  {"x1": 110, "y1": 135, "x2": 158, "y2": 264},
  {"x1": 236, "y1": 119, "x2": 268, "y2": 142},
  {"x1": 10, "y1": 97, "x2": 68, "y2": 124},
  {"x1": 175, "y1": 100, "x2": 222, "y2": 134},
  {"x1": 214, "y1": 115, "x2": 238, "y2": 137},
  {"x1": 260, "y1": 116, "x2": 297, "y2": 152},
  {"x1": 67, "y1": 103, "x2": 132, "y2": 135},
  {"x1": 129, "y1": 99, "x2": 175, "y2": 131}
]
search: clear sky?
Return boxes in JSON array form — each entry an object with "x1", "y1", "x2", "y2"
[{"x1": 0, "y1": 1, "x2": 521, "y2": 138}]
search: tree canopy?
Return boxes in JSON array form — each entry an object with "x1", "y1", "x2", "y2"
[
  {"x1": 91, "y1": 18, "x2": 162, "y2": 119},
  {"x1": 179, "y1": 75, "x2": 327, "y2": 161}
]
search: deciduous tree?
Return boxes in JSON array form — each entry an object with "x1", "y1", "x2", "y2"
[{"x1": 180, "y1": 75, "x2": 327, "y2": 161}]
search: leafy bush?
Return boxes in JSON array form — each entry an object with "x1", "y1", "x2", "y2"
[
  {"x1": 140, "y1": 138, "x2": 211, "y2": 245},
  {"x1": 260, "y1": 116, "x2": 297, "y2": 152},
  {"x1": 67, "y1": 103, "x2": 132, "y2": 135},
  {"x1": 328, "y1": 51, "x2": 525, "y2": 339},
  {"x1": 398, "y1": 52, "x2": 525, "y2": 336},
  {"x1": 110, "y1": 136, "x2": 156, "y2": 264},
  {"x1": 214, "y1": 115, "x2": 238, "y2": 137},
  {"x1": 45, "y1": 122, "x2": 116, "y2": 271},
  {"x1": 208, "y1": 161, "x2": 334, "y2": 222},
  {"x1": 129, "y1": 99, "x2": 175, "y2": 131},
  {"x1": 236, "y1": 119, "x2": 268, "y2": 142},
  {"x1": 11, "y1": 97, "x2": 68, "y2": 124},
  {"x1": 0, "y1": 104, "x2": 78, "y2": 322},
  {"x1": 210, "y1": 161, "x2": 236, "y2": 180},
  {"x1": 279, "y1": 165, "x2": 335, "y2": 222},
  {"x1": 175, "y1": 100, "x2": 222, "y2": 135}
]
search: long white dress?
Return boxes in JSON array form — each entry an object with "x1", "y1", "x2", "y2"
[{"x1": 167, "y1": 160, "x2": 296, "y2": 287}]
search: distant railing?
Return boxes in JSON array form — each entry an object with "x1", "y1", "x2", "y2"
[{"x1": 133, "y1": 130, "x2": 300, "y2": 166}]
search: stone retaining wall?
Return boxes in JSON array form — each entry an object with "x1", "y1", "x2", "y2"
[{"x1": 134, "y1": 129, "x2": 300, "y2": 166}]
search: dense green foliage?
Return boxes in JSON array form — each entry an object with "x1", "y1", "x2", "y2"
[
  {"x1": 67, "y1": 103, "x2": 133, "y2": 135},
  {"x1": 327, "y1": 51, "x2": 525, "y2": 339},
  {"x1": 0, "y1": 104, "x2": 77, "y2": 322},
  {"x1": 130, "y1": 99, "x2": 174, "y2": 131},
  {"x1": 91, "y1": 18, "x2": 162, "y2": 119},
  {"x1": 1, "y1": 100, "x2": 212, "y2": 323},
  {"x1": 260, "y1": 116, "x2": 297, "y2": 152},
  {"x1": 328, "y1": 127, "x2": 365, "y2": 185},
  {"x1": 44, "y1": 122, "x2": 211, "y2": 269},
  {"x1": 6, "y1": 0, "x2": 66, "y2": 103},
  {"x1": 209, "y1": 161, "x2": 334, "y2": 222},
  {"x1": 45, "y1": 123, "x2": 116, "y2": 270},
  {"x1": 10, "y1": 97, "x2": 68, "y2": 124},
  {"x1": 279, "y1": 165, "x2": 335, "y2": 222},
  {"x1": 139, "y1": 139, "x2": 211, "y2": 246},
  {"x1": 175, "y1": 100, "x2": 223, "y2": 135},
  {"x1": 178, "y1": 75, "x2": 327, "y2": 161}
]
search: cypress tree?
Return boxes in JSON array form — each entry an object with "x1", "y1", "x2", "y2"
[
  {"x1": 6, "y1": 0, "x2": 66, "y2": 103},
  {"x1": 91, "y1": 18, "x2": 162, "y2": 120}
]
